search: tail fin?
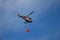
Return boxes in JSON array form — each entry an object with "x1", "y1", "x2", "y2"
[
  {"x1": 17, "y1": 12, "x2": 20, "y2": 16},
  {"x1": 17, "y1": 12, "x2": 23, "y2": 18}
]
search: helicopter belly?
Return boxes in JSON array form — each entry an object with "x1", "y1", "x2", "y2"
[
  {"x1": 25, "y1": 20, "x2": 32, "y2": 23},
  {"x1": 25, "y1": 18, "x2": 32, "y2": 23}
]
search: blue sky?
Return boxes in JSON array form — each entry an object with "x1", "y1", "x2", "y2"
[{"x1": 0, "y1": 0, "x2": 60, "y2": 40}]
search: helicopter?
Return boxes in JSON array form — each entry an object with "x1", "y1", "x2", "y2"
[{"x1": 17, "y1": 11, "x2": 34, "y2": 24}]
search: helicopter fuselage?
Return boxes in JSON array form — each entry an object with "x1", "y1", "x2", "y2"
[{"x1": 23, "y1": 16, "x2": 32, "y2": 23}]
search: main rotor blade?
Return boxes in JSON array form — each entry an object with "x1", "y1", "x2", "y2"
[{"x1": 28, "y1": 11, "x2": 34, "y2": 16}]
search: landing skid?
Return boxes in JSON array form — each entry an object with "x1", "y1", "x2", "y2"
[{"x1": 24, "y1": 22, "x2": 27, "y2": 24}]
